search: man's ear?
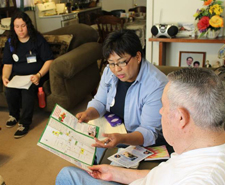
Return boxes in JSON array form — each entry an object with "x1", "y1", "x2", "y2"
[{"x1": 176, "y1": 108, "x2": 190, "y2": 129}]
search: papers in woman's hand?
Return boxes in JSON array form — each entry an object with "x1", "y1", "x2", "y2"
[{"x1": 7, "y1": 75, "x2": 33, "y2": 89}]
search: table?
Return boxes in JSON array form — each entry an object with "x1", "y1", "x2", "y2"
[
  {"x1": 125, "y1": 19, "x2": 146, "y2": 48},
  {"x1": 149, "y1": 36, "x2": 225, "y2": 66}
]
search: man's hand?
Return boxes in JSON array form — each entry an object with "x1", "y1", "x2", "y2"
[
  {"x1": 92, "y1": 133, "x2": 124, "y2": 148},
  {"x1": 88, "y1": 164, "x2": 149, "y2": 184},
  {"x1": 88, "y1": 164, "x2": 116, "y2": 181}
]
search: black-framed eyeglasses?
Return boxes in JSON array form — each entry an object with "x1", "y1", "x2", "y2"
[{"x1": 108, "y1": 56, "x2": 133, "y2": 69}]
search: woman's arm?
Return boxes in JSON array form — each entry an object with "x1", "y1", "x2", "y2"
[
  {"x1": 37, "y1": 59, "x2": 53, "y2": 78},
  {"x1": 2, "y1": 64, "x2": 12, "y2": 86},
  {"x1": 31, "y1": 59, "x2": 53, "y2": 85},
  {"x1": 93, "y1": 131, "x2": 144, "y2": 148}
]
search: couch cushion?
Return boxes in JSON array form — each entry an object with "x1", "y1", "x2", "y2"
[
  {"x1": 0, "y1": 36, "x2": 7, "y2": 66},
  {"x1": 43, "y1": 34, "x2": 73, "y2": 58}
]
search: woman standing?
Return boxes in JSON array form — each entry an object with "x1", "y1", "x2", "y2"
[{"x1": 2, "y1": 11, "x2": 54, "y2": 138}]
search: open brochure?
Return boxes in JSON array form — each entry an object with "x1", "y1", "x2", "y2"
[
  {"x1": 108, "y1": 145, "x2": 153, "y2": 168},
  {"x1": 37, "y1": 104, "x2": 99, "y2": 172},
  {"x1": 144, "y1": 145, "x2": 170, "y2": 161}
]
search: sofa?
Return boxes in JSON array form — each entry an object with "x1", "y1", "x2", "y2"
[
  {"x1": 0, "y1": 23, "x2": 102, "y2": 112},
  {"x1": 42, "y1": 23, "x2": 102, "y2": 112}
]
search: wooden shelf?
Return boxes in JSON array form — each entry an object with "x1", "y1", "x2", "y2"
[{"x1": 149, "y1": 36, "x2": 225, "y2": 65}]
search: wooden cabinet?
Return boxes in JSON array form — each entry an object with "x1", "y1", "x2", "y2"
[
  {"x1": 78, "y1": 7, "x2": 101, "y2": 25},
  {"x1": 149, "y1": 37, "x2": 225, "y2": 66}
]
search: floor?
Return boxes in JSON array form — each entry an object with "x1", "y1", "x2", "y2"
[{"x1": 0, "y1": 95, "x2": 92, "y2": 185}]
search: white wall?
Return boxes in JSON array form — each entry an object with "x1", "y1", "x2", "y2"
[{"x1": 146, "y1": 0, "x2": 225, "y2": 66}]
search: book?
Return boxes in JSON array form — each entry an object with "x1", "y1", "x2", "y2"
[
  {"x1": 108, "y1": 145, "x2": 154, "y2": 168},
  {"x1": 37, "y1": 104, "x2": 99, "y2": 172},
  {"x1": 144, "y1": 145, "x2": 170, "y2": 161}
]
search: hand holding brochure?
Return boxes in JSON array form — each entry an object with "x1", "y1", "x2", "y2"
[
  {"x1": 108, "y1": 146, "x2": 153, "y2": 168},
  {"x1": 37, "y1": 104, "x2": 99, "y2": 171}
]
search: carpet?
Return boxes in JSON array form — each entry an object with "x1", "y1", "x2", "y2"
[{"x1": 0, "y1": 95, "x2": 92, "y2": 185}]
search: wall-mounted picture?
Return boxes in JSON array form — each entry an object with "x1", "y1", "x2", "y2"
[{"x1": 179, "y1": 51, "x2": 206, "y2": 67}]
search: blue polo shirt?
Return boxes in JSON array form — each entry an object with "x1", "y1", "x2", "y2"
[{"x1": 88, "y1": 59, "x2": 168, "y2": 146}]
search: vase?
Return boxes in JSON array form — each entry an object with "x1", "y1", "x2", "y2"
[{"x1": 207, "y1": 29, "x2": 220, "y2": 39}]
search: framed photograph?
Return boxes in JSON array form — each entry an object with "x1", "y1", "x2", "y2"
[{"x1": 179, "y1": 51, "x2": 206, "y2": 67}]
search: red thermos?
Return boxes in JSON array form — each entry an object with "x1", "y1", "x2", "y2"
[{"x1": 38, "y1": 87, "x2": 46, "y2": 108}]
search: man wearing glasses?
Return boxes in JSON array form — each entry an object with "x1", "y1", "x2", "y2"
[{"x1": 76, "y1": 29, "x2": 168, "y2": 163}]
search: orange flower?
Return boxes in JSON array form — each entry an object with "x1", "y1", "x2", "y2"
[{"x1": 204, "y1": 0, "x2": 212, "y2": 5}]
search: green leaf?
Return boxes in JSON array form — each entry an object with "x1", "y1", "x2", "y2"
[{"x1": 198, "y1": 32, "x2": 206, "y2": 38}]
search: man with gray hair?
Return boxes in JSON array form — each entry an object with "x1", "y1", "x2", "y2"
[{"x1": 56, "y1": 68, "x2": 225, "y2": 185}]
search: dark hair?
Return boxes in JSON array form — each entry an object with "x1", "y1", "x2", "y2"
[
  {"x1": 9, "y1": 11, "x2": 38, "y2": 52},
  {"x1": 193, "y1": 61, "x2": 200, "y2": 66},
  {"x1": 186, "y1": 56, "x2": 193, "y2": 61},
  {"x1": 102, "y1": 29, "x2": 144, "y2": 59}
]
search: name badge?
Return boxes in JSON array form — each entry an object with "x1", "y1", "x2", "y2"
[{"x1": 26, "y1": 54, "x2": 37, "y2": 63}]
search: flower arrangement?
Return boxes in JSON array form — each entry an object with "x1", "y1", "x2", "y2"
[{"x1": 194, "y1": 0, "x2": 224, "y2": 37}]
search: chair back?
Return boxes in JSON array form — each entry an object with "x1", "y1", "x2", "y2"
[
  {"x1": 129, "y1": 6, "x2": 146, "y2": 13},
  {"x1": 96, "y1": 15, "x2": 125, "y2": 43}
]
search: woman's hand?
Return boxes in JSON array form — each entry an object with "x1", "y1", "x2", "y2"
[
  {"x1": 76, "y1": 111, "x2": 91, "y2": 123},
  {"x1": 30, "y1": 74, "x2": 40, "y2": 85},
  {"x1": 2, "y1": 76, "x2": 9, "y2": 86},
  {"x1": 92, "y1": 133, "x2": 124, "y2": 148},
  {"x1": 76, "y1": 107, "x2": 100, "y2": 123}
]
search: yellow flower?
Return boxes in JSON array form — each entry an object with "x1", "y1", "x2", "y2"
[{"x1": 209, "y1": 15, "x2": 224, "y2": 28}]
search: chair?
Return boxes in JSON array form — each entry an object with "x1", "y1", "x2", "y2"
[
  {"x1": 96, "y1": 15, "x2": 125, "y2": 43},
  {"x1": 95, "y1": 15, "x2": 125, "y2": 71},
  {"x1": 0, "y1": 0, "x2": 17, "y2": 18},
  {"x1": 129, "y1": 6, "x2": 146, "y2": 13}
]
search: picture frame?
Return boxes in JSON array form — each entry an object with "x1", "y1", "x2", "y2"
[{"x1": 179, "y1": 51, "x2": 206, "y2": 67}]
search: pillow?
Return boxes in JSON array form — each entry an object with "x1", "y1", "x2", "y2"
[
  {"x1": 43, "y1": 34, "x2": 73, "y2": 58},
  {"x1": 0, "y1": 36, "x2": 7, "y2": 65}
]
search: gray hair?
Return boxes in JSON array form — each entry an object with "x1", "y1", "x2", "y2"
[{"x1": 167, "y1": 68, "x2": 225, "y2": 131}]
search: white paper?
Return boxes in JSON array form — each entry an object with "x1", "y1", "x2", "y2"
[
  {"x1": 110, "y1": 148, "x2": 139, "y2": 168},
  {"x1": 7, "y1": 75, "x2": 32, "y2": 89},
  {"x1": 108, "y1": 145, "x2": 153, "y2": 168},
  {"x1": 89, "y1": 117, "x2": 127, "y2": 140}
]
